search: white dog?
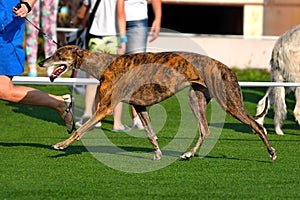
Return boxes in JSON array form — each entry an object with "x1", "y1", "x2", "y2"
[{"x1": 256, "y1": 25, "x2": 300, "y2": 135}]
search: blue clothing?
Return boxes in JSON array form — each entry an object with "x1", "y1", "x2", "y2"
[
  {"x1": 0, "y1": 1, "x2": 25, "y2": 76},
  {"x1": 126, "y1": 19, "x2": 148, "y2": 54}
]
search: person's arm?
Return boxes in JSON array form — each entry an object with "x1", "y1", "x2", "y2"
[
  {"x1": 117, "y1": 0, "x2": 127, "y2": 54},
  {"x1": 13, "y1": 0, "x2": 37, "y2": 17},
  {"x1": 149, "y1": 0, "x2": 162, "y2": 42},
  {"x1": 77, "y1": 4, "x2": 89, "y2": 20},
  {"x1": 70, "y1": 3, "x2": 90, "y2": 27}
]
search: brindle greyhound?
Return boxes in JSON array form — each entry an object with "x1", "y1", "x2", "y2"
[{"x1": 39, "y1": 45, "x2": 276, "y2": 161}]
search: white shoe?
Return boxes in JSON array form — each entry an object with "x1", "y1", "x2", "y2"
[
  {"x1": 131, "y1": 116, "x2": 144, "y2": 130},
  {"x1": 75, "y1": 116, "x2": 102, "y2": 128}
]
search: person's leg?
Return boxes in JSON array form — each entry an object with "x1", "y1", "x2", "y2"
[
  {"x1": 99, "y1": 36, "x2": 130, "y2": 131},
  {"x1": 126, "y1": 19, "x2": 148, "y2": 54},
  {"x1": 41, "y1": 0, "x2": 58, "y2": 76},
  {"x1": 25, "y1": 1, "x2": 40, "y2": 77},
  {"x1": 75, "y1": 37, "x2": 104, "y2": 128},
  {"x1": 76, "y1": 36, "x2": 128, "y2": 130},
  {"x1": 0, "y1": 75, "x2": 74, "y2": 132},
  {"x1": 97, "y1": 37, "x2": 128, "y2": 131},
  {"x1": 126, "y1": 19, "x2": 148, "y2": 129},
  {"x1": 112, "y1": 102, "x2": 127, "y2": 130},
  {"x1": 83, "y1": 79, "x2": 98, "y2": 117},
  {"x1": 75, "y1": 73, "x2": 102, "y2": 128}
]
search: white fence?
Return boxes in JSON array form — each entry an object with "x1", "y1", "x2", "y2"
[
  {"x1": 12, "y1": 76, "x2": 300, "y2": 87},
  {"x1": 12, "y1": 76, "x2": 99, "y2": 85}
]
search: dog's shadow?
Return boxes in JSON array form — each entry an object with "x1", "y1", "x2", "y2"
[{"x1": 0, "y1": 141, "x2": 276, "y2": 163}]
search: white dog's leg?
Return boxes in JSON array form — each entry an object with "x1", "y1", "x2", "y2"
[
  {"x1": 256, "y1": 89, "x2": 271, "y2": 130},
  {"x1": 273, "y1": 86, "x2": 286, "y2": 135},
  {"x1": 293, "y1": 87, "x2": 300, "y2": 124}
]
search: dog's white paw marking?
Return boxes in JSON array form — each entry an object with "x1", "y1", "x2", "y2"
[
  {"x1": 153, "y1": 149, "x2": 162, "y2": 161},
  {"x1": 52, "y1": 145, "x2": 60, "y2": 150},
  {"x1": 275, "y1": 126, "x2": 284, "y2": 135},
  {"x1": 180, "y1": 152, "x2": 193, "y2": 160},
  {"x1": 269, "y1": 147, "x2": 277, "y2": 161},
  {"x1": 52, "y1": 143, "x2": 66, "y2": 150}
]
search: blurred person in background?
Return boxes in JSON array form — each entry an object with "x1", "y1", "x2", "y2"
[
  {"x1": 74, "y1": 0, "x2": 130, "y2": 132},
  {"x1": 25, "y1": 0, "x2": 59, "y2": 77},
  {"x1": 117, "y1": 0, "x2": 162, "y2": 129}
]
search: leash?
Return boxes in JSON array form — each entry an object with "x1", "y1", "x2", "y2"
[
  {"x1": 24, "y1": 17, "x2": 62, "y2": 48},
  {"x1": 15, "y1": 3, "x2": 62, "y2": 48}
]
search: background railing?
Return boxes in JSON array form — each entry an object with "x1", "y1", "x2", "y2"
[{"x1": 12, "y1": 76, "x2": 300, "y2": 87}]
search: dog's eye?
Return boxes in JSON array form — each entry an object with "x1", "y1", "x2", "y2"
[{"x1": 55, "y1": 52, "x2": 61, "y2": 58}]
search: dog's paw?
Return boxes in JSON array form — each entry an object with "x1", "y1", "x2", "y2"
[
  {"x1": 52, "y1": 142, "x2": 68, "y2": 150},
  {"x1": 152, "y1": 149, "x2": 162, "y2": 161},
  {"x1": 269, "y1": 147, "x2": 277, "y2": 161},
  {"x1": 275, "y1": 126, "x2": 284, "y2": 135},
  {"x1": 180, "y1": 152, "x2": 194, "y2": 160}
]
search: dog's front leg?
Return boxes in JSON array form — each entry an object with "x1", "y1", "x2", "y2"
[
  {"x1": 53, "y1": 104, "x2": 112, "y2": 150},
  {"x1": 52, "y1": 132, "x2": 81, "y2": 150},
  {"x1": 133, "y1": 105, "x2": 162, "y2": 160}
]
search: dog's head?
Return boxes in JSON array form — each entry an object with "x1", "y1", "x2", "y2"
[{"x1": 38, "y1": 45, "x2": 84, "y2": 82}]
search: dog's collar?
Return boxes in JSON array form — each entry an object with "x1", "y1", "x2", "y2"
[{"x1": 74, "y1": 54, "x2": 82, "y2": 70}]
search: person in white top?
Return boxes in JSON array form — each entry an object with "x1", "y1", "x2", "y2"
[
  {"x1": 87, "y1": 0, "x2": 117, "y2": 36},
  {"x1": 75, "y1": 0, "x2": 130, "y2": 132},
  {"x1": 117, "y1": 0, "x2": 162, "y2": 129}
]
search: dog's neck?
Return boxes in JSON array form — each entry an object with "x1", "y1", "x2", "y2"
[{"x1": 76, "y1": 51, "x2": 118, "y2": 80}]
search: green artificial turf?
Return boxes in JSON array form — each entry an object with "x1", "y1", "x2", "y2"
[{"x1": 0, "y1": 70, "x2": 299, "y2": 199}]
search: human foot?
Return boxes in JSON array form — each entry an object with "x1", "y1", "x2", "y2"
[{"x1": 61, "y1": 94, "x2": 75, "y2": 134}]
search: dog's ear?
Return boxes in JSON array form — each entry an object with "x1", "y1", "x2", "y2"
[{"x1": 72, "y1": 47, "x2": 84, "y2": 58}]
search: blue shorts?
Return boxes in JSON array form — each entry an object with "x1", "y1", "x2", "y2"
[
  {"x1": 126, "y1": 18, "x2": 148, "y2": 54},
  {"x1": 0, "y1": 1, "x2": 25, "y2": 76}
]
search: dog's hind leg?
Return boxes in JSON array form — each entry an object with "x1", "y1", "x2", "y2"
[
  {"x1": 181, "y1": 85, "x2": 211, "y2": 160},
  {"x1": 293, "y1": 87, "x2": 300, "y2": 125},
  {"x1": 133, "y1": 105, "x2": 162, "y2": 160},
  {"x1": 226, "y1": 107, "x2": 276, "y2": 160},
  {"x1": 218, "y1": 93, "x2": 276, "y2": 160},
  {"x1": 273, "y1": 86, "x2": 286, "y2": 135}
]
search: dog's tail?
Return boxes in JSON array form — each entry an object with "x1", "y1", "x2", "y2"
[
  {"x1": 253, "y1": 97, "x2": 269, "y2": 120},
  {"x1": 253, "y1": 89, "x2": 271, "y2": 120}
]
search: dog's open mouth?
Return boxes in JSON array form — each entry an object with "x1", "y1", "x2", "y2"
[{"x1": 50, "y1": 64, "x2": 68, "y2": 82}]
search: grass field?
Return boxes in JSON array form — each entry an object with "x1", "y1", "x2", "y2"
[{"x1": 0, "y1": 69, "x2": 299, "y2": 199}]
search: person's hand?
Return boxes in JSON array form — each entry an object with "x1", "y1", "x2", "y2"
[
  {"x1": 13, "y1": 3, "x2": 31, "y2": 17},
  {"x1": 149, "y1": 20, "x2": 161, "y2": 43},
  {"x1": 70, "y1": 4, "x2": 89, "y2": 28},
  {"x1": 117, "y1": 42, "x2": 126, "y2": 55},
  {"x1": 70, "y1": 16, "x2": 83, "y2": 27}
]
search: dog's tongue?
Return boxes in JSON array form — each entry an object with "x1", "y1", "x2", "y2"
[{"x1": 49, "y1": 65, "x2": 66, "y2": 82}]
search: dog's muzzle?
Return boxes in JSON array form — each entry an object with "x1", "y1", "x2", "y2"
[{"x1": 49, "y1": 64, "x2": 68, "y2": 82}]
